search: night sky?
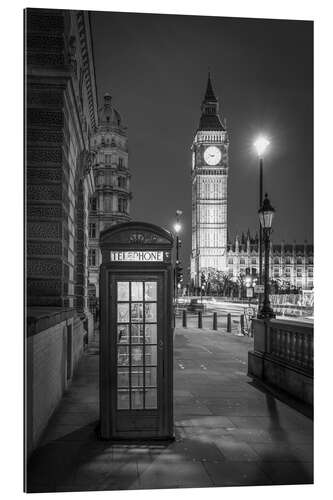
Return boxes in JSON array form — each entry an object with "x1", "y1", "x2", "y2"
[{"x1": 91, "y1": 11, "x2": 313, "y2": 269}]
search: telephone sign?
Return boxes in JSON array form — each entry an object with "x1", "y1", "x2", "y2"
[
  {"x1": 99, "y1": 221, "x2": 174, "y2": 440},
  {"x1": 110, "y1": 250, "x2": 165, "y2": 262}
]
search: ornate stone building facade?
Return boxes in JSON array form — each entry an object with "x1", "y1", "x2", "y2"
[
  {"x1": 88, "y1": 94, "x2": 131, "y2": 297},
  {"x1": 191, "y1": 76, "x2": 313, "y2": 291},
  {"x1": 25, "y1": 8, "x2": 98, "y2": 455},
  {"x1": 227, "y1": 233, "x2": 313, "y2": 290},
  {"x1": 190, "y1": 75, "x2": 229, "y2": 287}
]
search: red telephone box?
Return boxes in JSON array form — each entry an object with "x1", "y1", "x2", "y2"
[{"x1": 99, "y1": 221, "x2": 174, "y2": 440}]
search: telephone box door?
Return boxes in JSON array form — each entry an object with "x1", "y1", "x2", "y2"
[{"x1": 109, "y1": 272, "x2": 171, "y2": 438}]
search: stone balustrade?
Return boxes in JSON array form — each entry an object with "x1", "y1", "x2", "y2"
[
  {"x1": 249, "y1": 318, "x2": 313, "y2": 406},
  {"x1": 268, "y1": 321, "x2": 313, "y2": 372}
]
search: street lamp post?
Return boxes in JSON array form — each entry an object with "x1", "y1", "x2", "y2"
[
  {"x1": 257, "y1": 194, "x2": 276, "y2": 319},
  {"x1": 254, "y1": 136, "x2": 270, "y2": 307},
  {"x1": 174, "y1": 210, "x2": 183, "y2": 300}
]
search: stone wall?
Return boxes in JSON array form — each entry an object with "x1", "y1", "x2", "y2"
[{"x1": 26, "y1": 312, "x2": 85, "y2": 457}]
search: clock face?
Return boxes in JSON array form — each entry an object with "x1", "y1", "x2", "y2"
[{"x1": 204, "y1": 146, "x2": 221, "y2": 166}]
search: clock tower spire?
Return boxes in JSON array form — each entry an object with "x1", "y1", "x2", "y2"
[{"x1": 190, "y1": 74, "x2": 229, "y2": 289}]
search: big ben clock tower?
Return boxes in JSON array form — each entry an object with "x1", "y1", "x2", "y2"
[{"x1": 191, "y1": 74, "x2": 229, "y2": 287}]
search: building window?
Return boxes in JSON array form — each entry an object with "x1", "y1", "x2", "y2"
[
  {"x1": 285, "y1": 257, "x2": 291, "y2": 265},
  {"x1": 105, "y1": 154, "x2": 112, "y2": 164},
  {"x1": 285, "y1": 268, "x2": 291, "y2": 277},
  {"x1": 296, "y1": 258, "x2": 303, "y2": 265},
  {"x1": 251, "y1": 258, "x2": 257, "y2": 265},
  {"x1": 89, "y1": 249, "x2": 96, "y2": 267},
  {"x1": 98, "y1": 172, "x2": 104, "y2": 185},
  {"x1": 297, "y1": 268, "x2": 302, "y2": 278},
  {"x1": 308, "y1": 257, "x2": 313, "y2": 265},
  {"x1": 118, "y1": 176, "x2": 126, "y2": 188},
  {"x1": 118, "y1": 198, "x2": 127, "y2": 213},
  {"x1": 273, "y1": 257, "x2": 279, "y2": 264},
  {"x1": 119, "y1": 157, "x2": 124, "y2": 168},
  {"x1": 90, "y1": 197, "x2": 97, "y2": 211},
  {"x1": 274, "y1": 268, "x2": 279, "y2": 277},
  {"x1": 240, "y1": 258, "x2": 245, "y2": 265},
  {"x1": 308, "y1": 269, "x2": 313, "y2": 278},
  {"x1": 228, "y1": 258, "x2": 233, "y2": 264},
  {"x1": 89, "y1": 223, "x2": 96, "y2": 239}
]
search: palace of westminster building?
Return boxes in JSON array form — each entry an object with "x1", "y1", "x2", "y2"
[{"x1": 88, "y1": 77, "x2": 313, "y2": 296}]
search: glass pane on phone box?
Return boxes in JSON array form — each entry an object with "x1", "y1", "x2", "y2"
[
  {"x1": 131, "y1": 324, "x2": 144, "y2": 344},
  {"x1": 145, "y1": 346, "x2": 157, "y2": 366},
  {"x1": 117, "y1": 368, "x2": 129, "y2": 388},
  {"x1": 131, "y1": 367, "x2": 144, "y2": 387},
  {"x1": 117, "y1": 325, "x2": 129, "y2": 344},
  {"x1": 117, "y1": 282, "x2": 129, "y2": 301},
  {"x1": 117, "y1": 390, "x2": 130, "y2": 410},
  {"x1": 131, "y1": 303, "x2": 143, "y2": 322},
  {"x1": 145, "y1": 324, "x2": 157, "y2": 344},
  {"x1": 117, "y1": 303, "x2": 129, "y2": 323},
  {"x1": 145, "y1": 389, "x2": 157, "y2": 409},
  {"x1": 131, "y1": 281, "x2": 143, "y2": 301},
  {"x1": 145, "y1": 367, "x2": 157, "y2": 387},
  {"x1": 145, "y1": 303, "x2": 156, "y2": 322},
  {"x1": 131, "y1": 346, "x2": 143, "y2": 366},
  {"x1": 145, "y1": 282, "x2": 157, "y2": 301},
  {"x1": 131, "y1": 389, "x2": 144, "y2": 409},
  {"x1": 117, "y1": 346, "x2": 129, "y2": 366}
]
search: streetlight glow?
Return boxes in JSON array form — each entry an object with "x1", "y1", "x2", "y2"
[
  {"x1": 174, "y1": 222, "x2": 181, "y2": 233},
  {"x1": 254, "y1": 136, "x2": 270, "y2": 157}
]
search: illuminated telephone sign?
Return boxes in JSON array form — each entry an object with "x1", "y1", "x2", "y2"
[
  {"x1": 99, "y1": 221, "x2": 174, "y2": 441},
  {"x1": 110, "y1": 251, "x2": 164, "y2": 262}
]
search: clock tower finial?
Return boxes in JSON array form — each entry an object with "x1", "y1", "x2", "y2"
[
  {"x1": 204, "y1": 72, "x2": 217, "y2": 103},
  {"x1": 199, "y1": 73, "x2": 225, "y2": 131}
]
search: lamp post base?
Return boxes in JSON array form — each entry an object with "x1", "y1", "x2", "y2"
[{"x1": 257, "y1": 306, "x2": 276, "y2": 320}]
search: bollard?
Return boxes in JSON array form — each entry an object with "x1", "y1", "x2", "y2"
[
  {"x1": 182, "y1": 309, "x2": 187, "y2": 328},
  {"x1": 213, "y1": 312, "x2": 217, "y2": 330},
  {"x1": 227, "y1": 313, "x2": 231, "y2": 333},
  {"x1": 198, "y1": 310, "x2": 202, "y2": 329},
  {"x1": 240, "y1": 314, "x2": 245, "y2": 334}
]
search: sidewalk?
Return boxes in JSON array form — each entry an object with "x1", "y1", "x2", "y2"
[{"x1": 27, "y1": 326, "x2": 313, "y2": 492}]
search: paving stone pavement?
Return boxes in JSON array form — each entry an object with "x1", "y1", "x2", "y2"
[{"x1": 26, "y1": 326, "x2": 313, "y2": 492}]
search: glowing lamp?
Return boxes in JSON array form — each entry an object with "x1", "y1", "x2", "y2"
[
  {"x1": 174, "y1": 222, "x2": 181, "y2": 233},
  {"x1": 254, "y1": 136, "x2": 270, "y2": 157}
]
